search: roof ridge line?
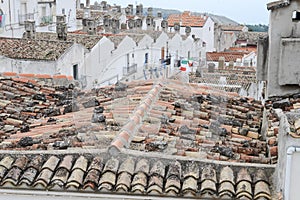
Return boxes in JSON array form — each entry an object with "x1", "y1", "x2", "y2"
[{"x1": 108, "y1": 82, "x2": 164, "y2": 155}]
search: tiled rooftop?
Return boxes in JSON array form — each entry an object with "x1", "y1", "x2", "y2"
[
  {"x1": 121, "y1": 29, "x2": 163, "y2": 41},
  {"x1": 0, "y1": 150, "x2": 274, "y2": 199},
  {"x1": 0, "y1": 37, "x2": 73, "y2": 61},
  {"x1": 206, "y1": 51, "x2": 246, "y2": 62},
  {"x1": 34, "y1": 32, "x2": 103, "y2": 50},
  {"x1": 0, "y1": 73, "x2": 281, "y2": 198},
  {"x1": 221, "y1": 25, "x2": 246, "y2": 32},
  {"x1": 168, "y1": 11, "x2": 207, "y2": 27},
  {"x1": 236, "y1": 32, "x2": 268, "y2": 45},
  {"x1": 228, "y1": 46, "x2": 257, "y2": 53},
  {"x1": 189, "y1": 68, "x2": 257, "y2": 93}
]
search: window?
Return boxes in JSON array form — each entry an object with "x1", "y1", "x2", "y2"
[
  {"x1": 292, "y1": 10, "x2": 300, "y2": 21},
  {"x1": 21, "y1": 3, "x2": 27, "y2": 15},
  {"x1": 42, "y1": 7, "x2": 46, "y2": 17},
  {"x1": 73, "y1": 64, "x2": 78, "y2": 80}
]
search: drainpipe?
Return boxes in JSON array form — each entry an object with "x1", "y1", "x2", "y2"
[
  {"x1": 285, "y1": 146, "x2": 300, "y2": 200},
  {"x1": 8, "y1": 0, "x2": 14, "y2": 37}
]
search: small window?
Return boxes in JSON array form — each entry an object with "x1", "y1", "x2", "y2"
[
  {"x1": 62, "y1": 8, "x2": 65, "y2": 15},
  {"x1": 292, "y1": 10, "x2": 300, "y2": 21},
  {"x1": 145, "y1": 53, "x2": 148, "y2": 64}
]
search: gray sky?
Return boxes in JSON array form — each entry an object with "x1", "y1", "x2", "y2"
[{"x1": 90, "y1": 0, "x2": 271, "y2": 24}]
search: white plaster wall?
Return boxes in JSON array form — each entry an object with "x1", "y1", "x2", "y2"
[
  {"x1": 0, "y1": 0, "x2": 38, "y2": 38},
  {"x1": 85, "y1": 37, "x2": 115, "y2": 88},
  {"x1": 56, "y1": 43, "x2": 85, "y2": 77},
  {"x1": 154, "y1": 18, "x2": 163, "y2": 31},
  {"x1": 55, "y1": 0, "x2": 77, "y2": 31},
  {"x1": 267, "y1": 1, "x2": 300, "y2": 97},
  {"x1": 202, "y1": 17, "x2": 215, "y2": 52},
  {"x1": 242, "y1": 52, "x2": 257, "y2": 67},
  {"x1": 0, "y1": 56, "x2": 56, "y2": 74},
  {"x1": 100, "y1": 36, "x2": 136, "y2": 84}
]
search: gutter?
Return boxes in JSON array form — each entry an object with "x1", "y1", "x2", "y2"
[{"x1": 285, "y1": 146, "x2": 300, "y2": 200}]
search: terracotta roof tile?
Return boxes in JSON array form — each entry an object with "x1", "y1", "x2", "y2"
[
  {"x1": 168, "y1": 11, "x2": 207, "y2": 27},
  {"x1": 0, "y1": 37, "x2": 73, "y2": 61},
  {"x1": 206, "y1": 51, "x2": 246, "y2": 62}
]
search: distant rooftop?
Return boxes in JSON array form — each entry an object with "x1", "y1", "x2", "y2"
[
  {"x1": 0, "y1": 37, "x2": 73, "y2": 61},
  {"x1": 168, "y1": 11, "x2": 207, "y2": 27}
]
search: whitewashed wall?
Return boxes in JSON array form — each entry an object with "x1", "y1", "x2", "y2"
[
  {"x1": 85, "y1": 37, "x2": 115, "y2": 88},
  {"x1": 201, "y1": 17, "x2": 215, "y2": 52},
  {"x1": 0, "y1": 44, "x2": 85, "y2": 77},
  {"x1": 0, "y1": 0, "x2": 38, "y2": 38}
]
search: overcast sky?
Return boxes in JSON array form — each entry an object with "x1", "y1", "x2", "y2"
[{"x1": 88, "y1": 0, "x2": 272, "y2": 24}]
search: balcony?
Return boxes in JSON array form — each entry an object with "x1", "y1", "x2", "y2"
[
  {"x1": 18, "y1": 13, "x2": 34, "y2": 25},
  {"x1": 123, "y1": 64, "x2": 137, "y2": 76}
]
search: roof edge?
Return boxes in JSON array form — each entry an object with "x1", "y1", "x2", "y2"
[{"x1": 267, "y1": 0, "x2": 290, "y2": 10}]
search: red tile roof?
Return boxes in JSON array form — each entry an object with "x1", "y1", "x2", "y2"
[
  {"x1": 206, "y1": 52, "x2": 246, "y2": 62},
  {"x1": 229, "y1": 46, "x2": 257, "y2": 53},
  {"x1": 168, "y1": 11, "x2": 207, "y2": 27}
]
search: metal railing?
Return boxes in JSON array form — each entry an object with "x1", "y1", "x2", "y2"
[
  {"x1": 41, "y1": 16, "x2": 53, "y2": 25},
  {"x1": 123, "y1": 64, "x2": 137, "y2": 76}
]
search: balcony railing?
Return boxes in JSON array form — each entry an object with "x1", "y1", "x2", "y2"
[
  {"x1": 18, "y1": 13, "x2": 34, "y2": 25},
  {"x1": 123, "y1": 64, "x2": 137, "y2": 76},
  {"x1": 41, "y1": 16, "x2": 53, "y2": 25}
]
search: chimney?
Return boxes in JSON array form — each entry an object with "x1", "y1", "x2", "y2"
[
  {"x1": 228, "y1": 61, "x2": 234, "y2": 69},
  {"x1": 86, "y1": 0, "x2": 90, "y2": 7},
  {"x1": 157, "y1": 11, "x2": 162, "y2": 18},
  {"x1": 86, "y1": 19, "x2": 96, "y2": 35},
  {"x1": 24, "y1": 19, "x2": 36, "y2": 39},
  {"x1": 136, "y1": 4, "x2": 143, "y2": 16},
  {"x1": 147, "y1": 7, "x2": 153, "y2": 17},
  {"x1": 111, "y1": 19, "x2": 120, "y2": 34},
  {"x1": 116, "y1": 5, "x2": 121, "y2": 13},
  {"x1": 218, "y1": 57, "x2": 225, "y2": 69},
  {"x1": 161, "y1": 20, "x2": 168, "y2": 32},
  {"x1": 56, "y1": 15, "x2": 67, "y2": 40},
  {"x1": 121, "y1": 23, "x2": 127, "y2": 30},
  {"x1": 185, "y1": 26, "x2": 191, "y2": 36},
  {"x1": 136, "y1": 18, "x2": 142, "y2": 29},
  {"x1": 128, "y1": 4, "x2": 133, "y2": 15},
  {"x1": 208, "y1": 63, "x2": 216, "y2": 73},
  {"x1": 128, "y1": 19, "x2": 135, "y2": 29},
  {"x1": 146, "y1": 16, "x2": 154, "y2": 30},
  {"x1": 174, "y1": 23, "x2": 180, "y2": 32}
]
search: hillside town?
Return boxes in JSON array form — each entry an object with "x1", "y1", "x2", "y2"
[{"x1": 0, "y1": 0, "x2": 299, "y2": 199}]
